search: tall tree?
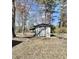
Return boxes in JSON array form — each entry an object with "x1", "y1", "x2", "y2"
[
  {"x1": 60, "y1": 0, "x2": 67, "y2": 28},
  {"x1": 34, "y1": 0, "x2": 58, "y2": 24},
  {"x1": 16, "y1": 0, "x2": 31, "y2": 34},
  {"x1": 12, "y1": 0, "x2": 16, "y2": 37}
]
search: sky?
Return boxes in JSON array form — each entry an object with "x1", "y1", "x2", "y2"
[
  {"x1": 51, "y1": 1, "x2": 61, "y2": 26},
  {"x1": 29, "y1": 0, "x2": 61, "y2": 25},
  {"x1": 15, "y1": 0, "x2": 61, "y2": 26}
]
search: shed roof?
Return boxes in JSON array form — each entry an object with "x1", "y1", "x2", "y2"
[{"x1": 30, "y1": 23, "x2": 52, "y2": 30}]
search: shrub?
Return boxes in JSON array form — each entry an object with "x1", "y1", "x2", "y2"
[
  {"x1": 55, "y1": 27, "x2": 67, "y2": 33},
  {"x1": 51, "y1": 25, "x2": 56, "y2": 33}
]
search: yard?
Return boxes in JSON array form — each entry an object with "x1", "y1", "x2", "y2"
[{"x1": 12, "y1": 33, "x2": 67, "y2": 59}]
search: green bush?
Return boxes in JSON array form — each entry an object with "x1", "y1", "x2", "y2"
[{"x1": 51, "y1": 25, "x2": 56, "y2": 33}]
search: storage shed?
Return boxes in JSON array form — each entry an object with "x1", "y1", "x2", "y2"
[{"x1": 33, "y1": 24, "x2": 51, "y2": 37}]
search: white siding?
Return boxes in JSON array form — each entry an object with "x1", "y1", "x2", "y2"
[
  {"x1": 36, "y1": 28, "x2": 40, "y2": 36},
  {"x1": 35, "y1": 27, "x2": 50, "y2": 37},
  {"x1": 46, "y1": 27, "x2": 50, "y2": 37},
  {"x1": 39, "y1": 27, "x2": 45, "y2": 37}
]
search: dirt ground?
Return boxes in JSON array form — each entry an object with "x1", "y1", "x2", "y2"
[{"x1": 12, "y1": 33, "x2": 67, "y2": 59}]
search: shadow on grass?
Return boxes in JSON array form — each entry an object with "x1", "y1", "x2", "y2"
[
  {"x1": 12, "y1": 40, "x2": 22, "y2": 47},
  {"x1": 51, "y1": 34, "x2": 56, "y2": 37}
]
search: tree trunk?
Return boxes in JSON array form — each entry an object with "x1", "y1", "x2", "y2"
[
  {"x1": 22, "y1": 15, "x2": 26, "y2": 34},
  {"x1": 12, "y1": 0, "x2": 16, "y2": 37}
]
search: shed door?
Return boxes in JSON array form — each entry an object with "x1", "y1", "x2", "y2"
[
  {"x1": 46, "y1": 27, "x2": 50, "y2": 37},
  {"x1": 39, "y1": 27, "x2": 46, "y2": 37}
]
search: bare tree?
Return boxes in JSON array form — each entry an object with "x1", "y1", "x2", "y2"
[{"x1": 16, "y1": 0, "x2": 31, "y2": 34}]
